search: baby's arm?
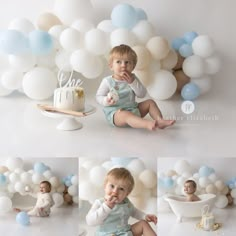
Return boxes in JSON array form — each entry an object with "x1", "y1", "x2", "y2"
[
  {"x1": 86, "y1": 199, "x2": 112, "y2": 226},
  {"x1": 129, "y1": 75, "x2": 147, "y2": 98},
  {"x1": 96, "y1": 79, "x2": 115, "y2": 106},
  {"x1": 39, "y1": 194, "x2": 53, "y2": 208}
]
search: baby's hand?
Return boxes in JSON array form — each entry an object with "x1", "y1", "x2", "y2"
[
  {"x1": 121, "y1": 72, "x2": 135, "y2": 84},
  {"x1": 106, "y1": 96, "x2": 116, "y2": 105},
  {"x1": 145, "y1": 214, "x2": 158, "y2": 225},
  {"x1": 104, "y1": 194, "x2": 118, "y2": 209}
]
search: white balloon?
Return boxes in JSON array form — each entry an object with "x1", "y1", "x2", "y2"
[
  {"x1": 1, "y1": 70, "x2": 23, "y2": 90},
  {"x1": 182, "y1": 55, "x2": 205, "y2": 78},
  {"x1": 68, "y1": 185, "x2": 78, "y2": 196},
  {"x1": 205, "y1": 54, "x2": 221, "y2": 74},
  {"x1": 9, "y1": 173, "x2": 19, "y2": 183},
  {"x1": 70, "y1": 49, "x2": 96, "y2": 73},
  {"x1": 32, "y1": 173, "x2": 45, "y2": 184},
  {"x1": 53, "y1": 0, "x2": 94, "y2": 25},
  {"x1": 79, "y1": 182, "x2": 97, "y2": 201},
  {"x1": 147, "y1": 70, "x2": 177, "y2": 100},
  {"x1": 192, "y1": 35, "x2": 215, "y2": 58},
  {"x1": 132, "y1": 20, "x2": 155, "y2": 45},
  {"x1": 215, "y1": 195, "x2": 228, "y2": 208},
  {"x1": 6, "y1": 157, "x2": 24, "y2": 171},
  {"x1": 22, "y1": 67, "x2": 57, "y2": 100},
  {"x1": 71, "y1": 18, "x2": 94, "y2": 33},
  {"x1": 97, "y1": 20, "x2": 116, "y2": 33},
  {"x1": 191, "y1": 76, "x2": 212, "y2": 94},
  {"x1": 0, "y1": 196, "x2": 12, "y2": 213},
  {"x1": 36, "y1": 49, "x2": 56, "y2": 69},
  {"x1": 89, "y1": 166, "x2": 107, "y2": 187},
  {"x1": 82, "y1": 56, "x2": 104, "y2": 79},
  {"x1": 43, "y1": 170, "x2": 53, "y2": 179},
  {"x1": 49, "y1": 25, "x2": 67, "y2": 40},
  {"x1": 55, "y1": 50, "x2": 72, "y2": 72},
  {"x1": 127, "y1": 159, "x2": 145, "y2": 176},
  {"x1": 174, "y1": 160, "x2": 191, "y2": 175},
  {"x1": 85, "y1": 29, "x2": 109, "y2": 55},
  {"x1": 20, "y1": 172, "x2": 32, "y2": 184},
  {"x1": 60, "y1": 28, "x2": 81, "y2": 51},
  {"x1": 198, "y1": 177, "x2": 211, "y2": 188},
  {"x1": 8, "y1": 17, "x2": 35, "y2": 33},
  {"x1": 110, "y1": 28, "x2": 137, "y2": 47},
  {"x1": 52, "y1": 192, "x2": 64, "y2": 207},
  {"x1": 9, "y1": 54, "x2": 36, "y2": 72},
  {"x1": 14, "y1": 181, "x2": 25, "y2": 193}
]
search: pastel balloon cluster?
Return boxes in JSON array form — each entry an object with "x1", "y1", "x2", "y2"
[
  {"x1": 0, "y1": 157, "x2": 78, "y2": 216},
  {"x1": 62, "y1": 174, "x2": 78, "y2": 204},
  {"x1": 226, "y1": 177, "x2": 236, "y2": 189},
  {"x1": 158, "y1": 160, "x2": 231, "y2": 211},
  {"x1": 79, "y1": 158, "x2": 157, "y2": 214},
  {"x1": 171, "y1": 31, "x2": 221, "y2": 100}
]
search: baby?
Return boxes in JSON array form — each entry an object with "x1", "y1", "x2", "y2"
[
  {"x1": 96, "y1": 44, "x2": 175, "y2": 131},
  {"x1": 86, "y1": 167, "x2": 157, "y2": 236},
  {"x1": 14, "y1": 180, "x2": 54, "y2": 217},
  {"x1": 184, "y1": 180, "x2": 200, "y2": 202}
]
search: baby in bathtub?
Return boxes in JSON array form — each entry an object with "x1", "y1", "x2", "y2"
[{"x1": 184, "y1": 180, "x2": 200, "y2": 202}]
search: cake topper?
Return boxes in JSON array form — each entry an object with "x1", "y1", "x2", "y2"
[{"x1": 57, "y1": 69, "x2": 83, "y2": 88}]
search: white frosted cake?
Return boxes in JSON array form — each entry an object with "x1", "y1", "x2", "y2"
[{"x1": 54, "y1": 87, "x2": 85, "y2": 111}]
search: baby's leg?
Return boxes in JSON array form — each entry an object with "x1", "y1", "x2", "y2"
[
  {"x1": 131, "y1": 220, "x2": 157, "y2": 236},
  {"x1": 114, "y1": 110, "x2": 156, "y2": 130},
  {"x1": 138, "y1": 99, "x2": 175, "y2": 129}
]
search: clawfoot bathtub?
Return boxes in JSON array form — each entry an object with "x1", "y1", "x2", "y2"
[{"x1": 164, "y1": 194, "x2": 216, "y2": 223}]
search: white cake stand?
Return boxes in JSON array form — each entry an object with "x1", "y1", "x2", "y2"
[{"x1": 42, "y1": 104, "x2": 95, "y2": 131}]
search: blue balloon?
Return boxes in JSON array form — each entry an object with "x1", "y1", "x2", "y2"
[
  {"x1": 135, "y1": 8, "x2": 148, "y2": 21},
  {"x1": 16, "y1": 212, "x2": 30, "y2": 226},
  {"x1": 34, "y1": 162, "x2": 48, "y2": 174},
  {"x1": 0, "y1": 30, "x2": 28, "y2": 54},
  {"x1": 164, "y1": 177, "x2": 174, "y2": 189},
  {"x1": 199, "y1": 166, "x2": 214, "y2": 177},
  {"x1": 183, "y1": 31, "x2": 198, "y2": 44},
  {"x1": 111, "y1": 4, "x2": 138, "y2": 29},
  {"x1": 179, "y1": 44, "x2": 193, "y2": 57},
  {"x1": 0, "y1": 174, "x2": 6, "y2": 185},
  {"x1": 29, "y1": 30, "x2": 53, "y2": 55},
  {"x1": 181, "y1": 82, "x2": 200, "y2": 100},
  {"x1": 171, "y1": 37, "x2": 185, "y2": 51}
]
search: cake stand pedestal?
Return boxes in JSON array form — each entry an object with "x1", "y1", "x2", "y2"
[{"x1": 42, "y1": 105, "x2": 95, "y2": 131}]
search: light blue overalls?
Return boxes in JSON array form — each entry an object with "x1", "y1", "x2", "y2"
[
  {"x1": 102, "y1": 76, "x2": 141, "y2": 126},
  {"x1": 95, "y1": 198, "x2": 134, "y2": 236}
]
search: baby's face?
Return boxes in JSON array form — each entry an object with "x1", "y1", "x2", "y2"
[
  {"x1": 40, "y1": 183, "x2": 50, "y2": 193},
  {"x1": 184, "y1": 182, "x2": 196, "y2": 194},
  {"x1": 110, "y1": 55, "x2": 134, "y2": 80},
  {"x1": 104, "y1": 177, "x2": 130, "y2": 204}
]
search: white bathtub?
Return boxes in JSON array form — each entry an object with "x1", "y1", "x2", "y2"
[{"x1": 164, "y1": 194, "x2": 216, "y2": 222}]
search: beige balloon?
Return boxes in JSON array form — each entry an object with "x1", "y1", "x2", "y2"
[
  {"x1": 173, "y1": 69, "x2": 190, "y2": 93},
  {"x1": 37, "y1": 12, "x2": 62, "y2": 31},
  {"x1": 161, "y1": 49, "x2": 178, "y2": 70},
  {"x1": 132, "y1": 45, "x2": 151, "y2": 70},
  {"x1": 0, "y1": 166, "x2": 9, "y2": 174},
  {"x1": 146, "y1": 36, "x2": 170, "y2": 60},
  {"x1": 134, "y1": 69, "x2": 152, "y2": 87}
]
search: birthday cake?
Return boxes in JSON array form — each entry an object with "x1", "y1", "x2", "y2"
[
  {"x1": 54, "y1": 69, "x2": 85, "y2": 111},
  {"x1": 54, "y1": 87, "x2": 85, "y2": 111}
]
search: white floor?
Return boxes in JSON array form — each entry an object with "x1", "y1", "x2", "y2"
[
  {"x1": 158, "y1": 206, "x2": 236, "y2": 236},
  {"x1": 0, "y1": 205, "x2": 79, "y2": 236}
]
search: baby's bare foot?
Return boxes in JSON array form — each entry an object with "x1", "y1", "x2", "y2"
[
  {"x1": 146, "y1": 120, "x2": 157, "y2": 131},
  {"x1": 157, "y1": 119, "x2": 175, "y2": 129}
]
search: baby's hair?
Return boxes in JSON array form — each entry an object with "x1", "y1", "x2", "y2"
[
  {"x1": 185, "y1": 179, "x2": 197, "y2": 189},
  {"x1": 104, "y1": 167, "x2": 135, "y2": 193},
  {"x1": 109, "y1": 44, "x2": 137, "y2": 67},
  {"x1": 40, "y1": 180, "x2": 52, "y2": 192}
]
